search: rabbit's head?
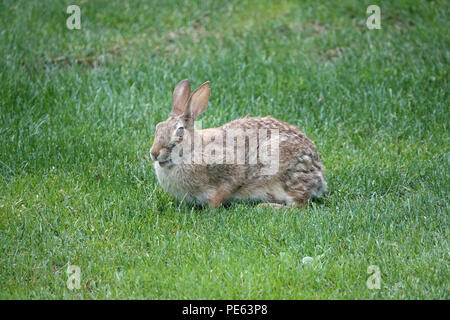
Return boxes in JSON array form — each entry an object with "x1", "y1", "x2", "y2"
[{"x1": 150, "y1": 79, "x2": 210, "y2": 167}]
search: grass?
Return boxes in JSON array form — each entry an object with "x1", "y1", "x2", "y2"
[{"x1": 0, "y1": 0, "x2": 448, "y2": 299}]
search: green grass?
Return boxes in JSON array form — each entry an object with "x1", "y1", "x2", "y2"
[{"x1": 0, "y1": 0, "x2": 448, "y2": 299}]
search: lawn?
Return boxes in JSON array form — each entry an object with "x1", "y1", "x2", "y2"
[{"x1": 0, "y1": 0, "x2": 448, "y2": 299}]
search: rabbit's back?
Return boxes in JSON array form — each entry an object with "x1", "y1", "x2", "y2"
[{"x1": 222, "y1": 116, "x2": 327, "y2": 203}]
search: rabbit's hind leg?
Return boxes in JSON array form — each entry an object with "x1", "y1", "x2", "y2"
[
  {"x1": 284, "y1": 186, "x2": 309, "y2": 209},
  {"x1": 257, "y1": 202, "x2": 290, "y2": 210},
  {"x1": 256, "y1": 184, "x2": 296, "y2": 210}
]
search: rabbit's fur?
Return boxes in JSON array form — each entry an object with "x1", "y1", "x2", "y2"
[{"x1": 150, "y1": 80, "x2": 327, "y2": 208}]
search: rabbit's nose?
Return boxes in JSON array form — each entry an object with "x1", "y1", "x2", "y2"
[
  {"x1": 150, "y1": 150, "x2": 158, "y2": 161},
  {"x1": 150, "y1": 148, "x2": 160, "y2": 161}
]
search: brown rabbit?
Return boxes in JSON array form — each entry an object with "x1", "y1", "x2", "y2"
[{"x1": 150, "y1": 79, "x2": 327, "y2": 208}]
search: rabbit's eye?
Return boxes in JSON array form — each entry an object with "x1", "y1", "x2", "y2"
[{"x1": 175, "y1": 127, "x2": 184, "y2": 137}]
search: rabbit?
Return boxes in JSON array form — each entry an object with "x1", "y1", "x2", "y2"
[{"x1": 150, "y1": 79, "x2": 327, "y2": 208}]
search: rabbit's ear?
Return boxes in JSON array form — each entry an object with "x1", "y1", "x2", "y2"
[
  {"x1": 171, "y1": 79, "x2": 191, "y2": 116},
  {"x1": 185, "y1": 81, "x2": 210, "y2": 119}
]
